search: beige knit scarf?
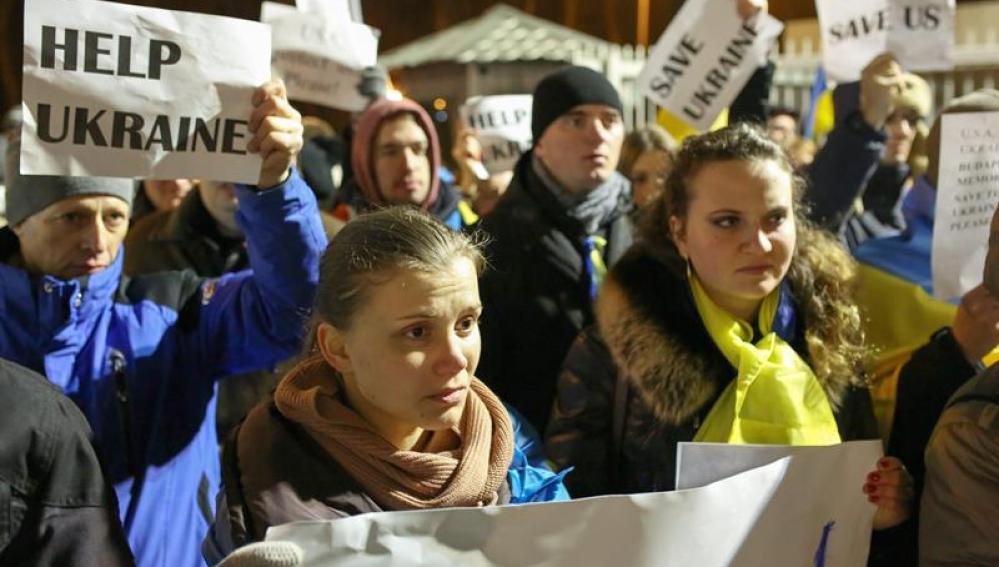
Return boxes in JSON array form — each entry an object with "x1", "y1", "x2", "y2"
[{"x1": 274, "y1": 356, "x2": 514, "y2": 510}]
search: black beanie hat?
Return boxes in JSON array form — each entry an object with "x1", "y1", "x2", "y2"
[{"x1": 531, "y1": 66, "x2": 623, "y2": 142}]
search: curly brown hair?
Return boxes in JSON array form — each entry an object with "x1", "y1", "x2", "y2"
[{"x1": 638, "y1": 123, "x2": 868, "y2": 404}]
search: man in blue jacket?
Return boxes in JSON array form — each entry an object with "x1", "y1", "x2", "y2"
[{"x1": 0, "y1": 79, "x2": 327, "y2": 567}]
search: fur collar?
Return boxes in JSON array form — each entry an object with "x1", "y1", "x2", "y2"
[{"x1": 595, "y1": 245, "x2": 851, "y2": 426}]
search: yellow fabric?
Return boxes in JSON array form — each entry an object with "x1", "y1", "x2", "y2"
[
  {"x1": 690, "y1": 274, "x2": 841, "y2": 445},
  {"x1": 457, "y1": 200, "x2": 479, "y2": 226},
  {"x1": 855, "y1": 264, "x2": 999, "y2": 439},
  {"x1": 656, "y1": 107, "x2": 729, "y2": 142},
  {"x1": 812, "y1": 90, "x2": 835, "y2": 142},
  {"x1": 588, "y1": 235, "x2": 608, "y2": 289}
]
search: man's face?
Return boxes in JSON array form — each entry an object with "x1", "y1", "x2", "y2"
[
  {"x1": 766, "y1": 114, "x2": 798, "y2": 149},
  {"x1": 373, "y1": 113, "x2": 431, "y2": 206},
  {"x1": 883, "y1": 108, "x2": 920, "y2": 166},
  {"x1": 199, "y1": 181, "x2": 241, "y2": 237},
  {"x1": 534, "y1": 104, "x2": 625, "y2": 194},
  {"x1": 984, "y1": 205, "x2": 999, "y2": 297},
  {"x1": 12, "y1": 195, "x2": 130, "y2": 280}
]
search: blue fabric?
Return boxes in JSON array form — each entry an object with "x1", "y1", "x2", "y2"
[
  {"x1": 0, "y1": 170, "x2": 327, "y2": 567},
  {"x1": 773, "y1": 280, "x2": 798, "y2": 343},
  {"x1": 442, "y1": 208, "x2": 464, "y2": 231},
  {"x1": 505, "y1": 407, "x2": 571, "y2": 503},
  {"x1": 803, "y1": 65, "x2": 827, "y2": 140},
  {"x1": 854, "y1": 176, "x2": 946, "y2": 300}
]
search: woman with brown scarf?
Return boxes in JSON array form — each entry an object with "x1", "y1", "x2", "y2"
[{"x1": 203, "y1": 207, "x2": 568, "y2": 564}]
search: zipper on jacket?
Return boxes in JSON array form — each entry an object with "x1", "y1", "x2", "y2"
[{"x1": 110, "y1": 349, "x2": 138, "y2": 478}]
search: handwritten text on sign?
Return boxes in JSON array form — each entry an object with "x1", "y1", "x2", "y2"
[
  {"x1": 816, "y1": 0, "x2": 955, "y2": 83},
  {"x1": 933, "y1": 112, "x2": 999, "y2": 300},
  {"x1": 21, "y1": 0, "x2": 270, "y2": 183},
  {"x1": 637, "y1": 0, "x2": 783, "y2": 132},
  {"x1": 261, "y1": 1, "x2": 379, "y2": 112}
]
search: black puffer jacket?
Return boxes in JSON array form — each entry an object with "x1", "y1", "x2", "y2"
[
  {"x1": 544, "y1": 244, "x2": 880, "y2": 497},
  {"x1": 477, "y1": 151, "x2": 633, "y2": 431}
]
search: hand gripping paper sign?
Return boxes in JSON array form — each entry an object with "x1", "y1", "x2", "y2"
[
  {"x1": 459, "y1": 95, "x2": 533, "y2": 175},
  {"x1": 816, "y1": 0, "x2": 955, "y2": 83},
  {"x1": 932, "y1": 112, "x2": 999, "y2": 300},
  {"x1": 256, "y1": 458, "x2": 791, "y2": 567},
  {"x1": 637, "y1": 0, "x2": 783, "y2": 133},
  {"x1": 261, "y1": 1, "x2": 379, "y2": 112},
  {"x1": 21, "y1": 0, "x2": 271, "y2": 184}
]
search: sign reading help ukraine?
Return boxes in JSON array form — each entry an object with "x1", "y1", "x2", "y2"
[
  {"x1": 816, "y1": 0, "x2": 955, "y2": 83},
  {"x1": 21, "y1": 0, "x2": 270, "y2": 183},
  {"x1": 933, "y1": 112, "x2": 999, "y2": 300},
  {"x1": 637, "y1": 0, "x2": 783, "y2": 132},
  {"x1": 460, "y1": 95, "x2": 533, "y2": 175},
  {"x1": 261, "y1": 1, "x2": 379, "y2": 112}
]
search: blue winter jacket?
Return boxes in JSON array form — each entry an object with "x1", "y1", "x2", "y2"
[{"x1": 0, "y1": 170, "x2": 327, "y2": 567}]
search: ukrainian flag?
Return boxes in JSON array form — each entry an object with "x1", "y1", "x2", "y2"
[{"x1": 854, "y1": 178, "x2": 998, "y2": 439}]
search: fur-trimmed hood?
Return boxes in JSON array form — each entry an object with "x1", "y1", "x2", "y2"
[{"x1": 595, "y1": 244, "x2": 854, "y2": 426}]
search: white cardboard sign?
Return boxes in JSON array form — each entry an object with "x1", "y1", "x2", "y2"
[
  {"x1": 253, "y1": 441, "x2": 882, "y2": 567},
  {"x1": 262, "y1": 458, "x2": 790, "y2": 567},
  {"x1": 637, "y1": 0, "x2": 783, "y2": 132},
  {"x1": 460, "y1": 95, "x2": 533, "y2": 175},
  {"x1": 816, "y1": 0, "x2": 955, "y2": 83},
  {"x1": 932, "y1": 112, "x2": 999, "y2": 300},
  {"x1": 676, "y1": 441, "x2": 883, "y2": 567},
  {"x1": 21, "y1": 0, "x2": 270, "y2": 183},
  {"x1": 261, "y1": 1, "x2": 378, "y2": 112}
]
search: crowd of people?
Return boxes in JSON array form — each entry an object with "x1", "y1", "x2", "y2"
[{"x1": 0, "y1": 3, "x2": 997, "y2": 566}]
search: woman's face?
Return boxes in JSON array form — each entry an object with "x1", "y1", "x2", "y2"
[
  {"x1": 323, "y1": 257, "x2": 483, "y2": 445},
  {"x1": 671, "y1": 159, "x2": 796, "y2": 321},
  {"x1": 629, "y1": 149, "x2": 671, "y2": 208}
]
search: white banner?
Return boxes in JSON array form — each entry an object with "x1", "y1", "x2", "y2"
[
  {"x1": 21, "y1": 0, "x2": 270, "y2": 184},
  {"x1": 677, "y1": 441, "x2": 883, "y2": 567},
  {"x1": 254, "y1": 441, "x2": 881, "y2": 567},
  {"x1": 263, "y1": 458, "x2": 790, "y2": 567},
  {"x1": 932, "y1": 112, "x2": 999, "y2": 300},
  {"x1": 637, "y1": 0, "x2": 783, "y2": 132},
  {"x1": 460, "y1": 95, "x2": 533, "y2": 175},
  {"x1": 816, "y1": 0, "x2": 955, "y2": 83},
  {"x1": 261, "y1": 1, "x2": 379, "y2": 112}
]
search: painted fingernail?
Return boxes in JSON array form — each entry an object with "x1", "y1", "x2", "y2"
[
  {"x1": 878, "y1": 459, "x2": 890, "y2": 469},
  {"x1": 868, "y1": 473, "x2": 881, "y2": 482},
  {"x1": 863, "y1": 483, "x2": 875, "y2": 494},
  {"x1": 869, "y1": 495, "x2": 880, "y2": 503}
]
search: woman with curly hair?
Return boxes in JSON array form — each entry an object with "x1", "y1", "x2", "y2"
[{"x1": 545, "y1": 124, "x2": 912, "y2": 531}]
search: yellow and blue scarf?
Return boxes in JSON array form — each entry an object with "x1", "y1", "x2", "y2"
[{"x1": 690, "y1": 274, "x2": 842, "y2": 445}]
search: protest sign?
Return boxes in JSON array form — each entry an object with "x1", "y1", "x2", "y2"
[
  {"x1": 261, "y1": 1, "x2": 379, "y2": 112},
  {"x1": 262, "y1": 458, "x2": 790, "y2": 567},
  {"x1": 677, "y1": 440, "x2": 883, "y2": 567},
  {"x1": 21, "y1": 0, "x2": 270, "y2": 183},
  {"x1": 460, "y1": 95, "x2": 533, "y2": 175},
  {"x1": 816, "y1": 0, "x2": 955, "y2": 82},
  {"x1": 637, "y1": 0, "x2": 783, "y2": 132},
  {"x1": 295, "y1": 0, "x2": 354, "y2": 22},
  {"x1": 932, "y1": 112, "x2": 999, "y2": 300}
]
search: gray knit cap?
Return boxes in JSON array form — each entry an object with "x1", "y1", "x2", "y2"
[{"x1": 5, "y1": 135, "x2": 134, "y2": 226}]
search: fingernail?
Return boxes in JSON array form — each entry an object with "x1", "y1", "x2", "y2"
[
  {"x1": 868, "y1": 495, "x2": 880, "y2": 503},
  {"x1": 868, "y1": 473, "x2": 881, "y2": 482},
  {"x1": 863, "y1": 483, "x2": 875, "y2": 494},
  {"x1": 878, "y1": 459, "x2": 890, "y2": 469}
]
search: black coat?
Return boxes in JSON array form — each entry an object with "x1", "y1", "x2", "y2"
[
  {"x1": 544, "y1": 245, "x2": 880, "y2": 497},
  {"x1": 0, "y1": 357, "x2": 134, "y2": 566},
  {"x1": 477, "y1": 151, "x2": 633, "y2": 431}
]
